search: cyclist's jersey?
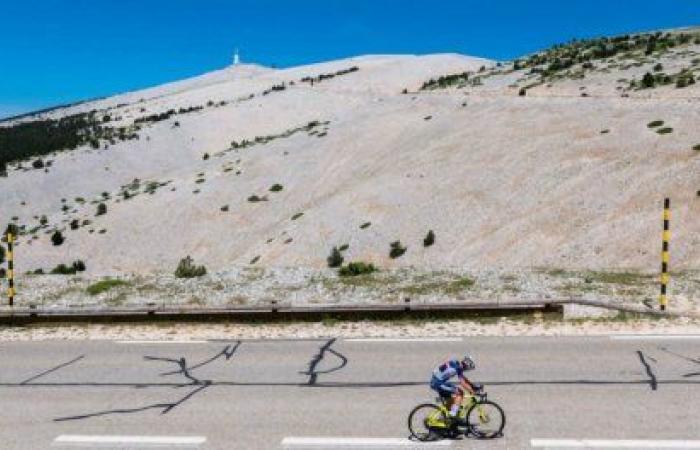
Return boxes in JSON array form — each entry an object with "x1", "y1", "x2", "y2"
[{"x1": 432, "y1": 359, "x2": 465, "y2": 382}]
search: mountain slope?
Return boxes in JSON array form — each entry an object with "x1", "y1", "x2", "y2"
[{"x1": 1, "y1": 30, "x2": 700, "y2": 275}]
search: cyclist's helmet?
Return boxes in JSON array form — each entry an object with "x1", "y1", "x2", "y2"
[{"x1": 461, "y1": 354, "x2": 476, "y2": 371}]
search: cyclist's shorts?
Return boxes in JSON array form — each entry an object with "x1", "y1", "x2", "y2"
[{"x1": 430, "y1": 376, "x2": 456, "y2": 399}]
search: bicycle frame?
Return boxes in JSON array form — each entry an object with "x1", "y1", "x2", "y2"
[{"x1": 428, "y1": 391, "x2": 487, "y2": 428}]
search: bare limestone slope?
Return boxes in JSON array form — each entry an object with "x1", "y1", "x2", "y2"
[{"x1": 1, "y1": 30, "x2": 700, "y2": 288}]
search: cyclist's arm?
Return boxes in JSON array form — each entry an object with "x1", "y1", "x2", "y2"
[{"x1": 459, "y1": 376, "x2": 475, "y2": 394}]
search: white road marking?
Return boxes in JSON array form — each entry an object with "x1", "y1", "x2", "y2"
[
  {"x1": 115, "y1": 340, "x2": 209, "y2": 344},
  {"x1": 345, "y1": 338, "x2": 463, "y2": 343},
  {"x1": 53, "y1": 434, "x2": 206, "y2": 447},
  {"x1": 281, "y1": 437, "x2": 451, "y2": 447},
  {"x1": 531, "y1": 438, "x2": 700, "y2": 448},
  {"x1": 609, "y1": 335, "x2": 700, "y2": 340}
]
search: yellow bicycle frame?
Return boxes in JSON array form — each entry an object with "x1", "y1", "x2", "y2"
[{"x1": 427, "y1": 394, "x2": 489, "y2": 428}]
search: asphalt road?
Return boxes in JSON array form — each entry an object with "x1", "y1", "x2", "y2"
[{"x1": 1, "y1": 335, "x2": 699, "y2": 449}]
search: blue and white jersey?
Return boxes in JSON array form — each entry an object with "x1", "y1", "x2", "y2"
[{"x1": 432, "y1": 359, "x2": 465, "y2": 382}]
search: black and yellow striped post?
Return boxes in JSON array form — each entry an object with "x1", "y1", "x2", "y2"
[
  {"x1": 6, "y1": 230, "x2": 14, "y2": 306},
  {"x1": 659, "y1": 198, "x2": 670, "y2": 311}
]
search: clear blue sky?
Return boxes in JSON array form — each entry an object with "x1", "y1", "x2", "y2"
[{"x1": 1, "y1": 0, "x2": 698, "y2": 118}]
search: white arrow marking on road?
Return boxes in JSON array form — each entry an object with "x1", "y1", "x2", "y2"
[
  {"x1": 345, "y1": 338, "x2": 463, "y2": 343},
  {"x1": 281, "y1": 437, "x2": 451, "y2": 447},
  {"x1": 609, "y1": 335, "x2": 700, "y2": 340},
  {"x1": 531, "y1": 439, "x2": 700, "y2": 448},
  {"x1": 53, "y1": 434, "x2": 206, "y2": 446}
]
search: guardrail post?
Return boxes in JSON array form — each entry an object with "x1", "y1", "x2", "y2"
[
  {"x1": 6, "y1": 230, "x2": 14, "y2": 307},
  {"x1": 659, "y1": 198, "x2": 670, "y2": 311},
  {"x1": 404, "y1": 297, "x2": 411, "y2": 312},
  {"x1": 271, "y1": 300, "x2": 278, "y2": 313}
]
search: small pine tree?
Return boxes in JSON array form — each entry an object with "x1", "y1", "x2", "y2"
[
  {"x1": 72, "y1": 260, "x2": 86, "y2": 272},
  {"x1": 327, "y1": 247, "x2": 344, "y2": 268},
  {"x1": 641, "y1": 72, "x2": 655, "y2": 88},
  {"x1": 389, "y1": 241, "x2": 407, "y2": 259},
  {"x1": 51, "y1": 230, "x2": 65, "y2": 246},
  {"x1": 423, "y1": 230, "x2": 435, "y2": 247},
  {"x1": 174, "y1": 256, "x2": 207, "y2": 278},
  {"x1": 96, "y1": 203, "x2": 107, "y2": 216}
]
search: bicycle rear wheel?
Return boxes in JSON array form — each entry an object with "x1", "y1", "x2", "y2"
[
  {"x1": 466, "y1": 400, "x2": 505, "y2": 439},
  {"x1": 408, "y1": 403, "x2": 448, "y2": 442}
]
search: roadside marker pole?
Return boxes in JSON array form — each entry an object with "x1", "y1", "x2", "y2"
[
  {"x1": 659, "y1": 198, "x2": 670, "y2": 311},
  {"x1": 6, "y1": 231, "x2": 15, "y2": 306}
]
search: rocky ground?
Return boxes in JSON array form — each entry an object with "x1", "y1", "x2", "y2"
[{"x1": 3, "y1": 267, "x2": 698, "y2": 314}]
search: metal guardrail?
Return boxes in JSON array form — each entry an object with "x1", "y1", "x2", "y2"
[
  {"x1": 0, "y1": 297, "x2": 695, "y2": 324},
  {"x1": 0, "y1": 299, "x2": 563, "y2": 323}
]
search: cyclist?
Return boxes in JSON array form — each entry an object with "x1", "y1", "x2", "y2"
[{"x1": 429, "y1": 355, "x2": 476, "y2": 429}]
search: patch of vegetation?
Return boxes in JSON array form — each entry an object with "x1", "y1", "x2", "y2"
[
  {"x1": 389, "y1": 241, "x2": 407, "y2": 259},
  {"x1": 421, "y1": 72, "x2": 472, "y2": 90},
  {"x1": 220, "y1": 205, "x2": 229, "y2": 212},
  {"x1": 229, "y1": 120, "x2": 329, "y2": 151},
  {"x1": 338, "y1": 261, "x2": 377, "y2": 277},
  {"x1": 291, "y1": 212, "x2": 304, "y2": 220},
  {"x1": 647, "y1": 120, "x2": 664, "y2": 128},
  {"x1": 50, "y1": 260, "x2": 86, "y2": 275},
  {"x1": 247, "y1": 195, "x2": 268, "y2": 202},
  {"x1": 51, "y1": 230, "x2": 65, "y2": 246},
  {"x1": 0, "y1": 111, "x2": 141, "y2": 167},
  {"x1": 174, "y1": 256, "x2": 207, "y2": 278},
  {"x1": 87, "y1": 278, "x2": 129, "y2": 296},
  {"x1": 656, "y1": 127, "x2": 673, "y2": 135},
  {"x1": 327, "y1": 246, "x2": 344, "y2": 268},
  {"x1": 360, "y1": 222, "x2": 371, "y2": 229},
  {"x1": 300, "y1": 66, "x2": 359, "y2": 85},
  {"x1": 338, "y1": 244, "x2": 349, "y2": 252},
  {"x1": 269, "y1": 183, "x2": 284, "y2": 192},
  {"x1": 423, "y1": 230, "x2": 435, "y2": 247},
  {"x1": 96, "y1": 203, "x2": 107, "y2": 216},
  {"x1": 250, "y1": 255, "x2": 260, "y2": 265}
]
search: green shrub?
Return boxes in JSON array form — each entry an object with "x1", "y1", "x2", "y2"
[
  {"x1": 70, "y1": 219, "x2": 80, "y2": 230},
  {"x1": 653, "y1": 63, "x2": 663, "y2": 72},
  {"x1": 339, "y1": 261, "x2": 377, "y2": 277},
  {"x1": 656, "y1": 127, "x2": 673, "y2": 134},
  {"x1": 338, "y1": 244, "x2": 349, "y2": 251},
  {"x1": 360, "y1": 222, "x2": 371, "y2": 229},
  {"x1": 269, "y1": 183, "x2": 284, "y2": 192},
  {"x1": 423, "y1": 230, "x2": 435, "y2": 247},
  {"x1": 250, "y1": 255, "x2": 260, "y2": 264},
  {"x1": 518, "y1": 87, "x2": 527, "y2": 96},
  {"x1": 87, "y1": 278, "x2": 129, "y2": 296},
  {"x1": 174, "y1": 256, "x2": 207, "y2": 278},
  {"x1": 327, "y1": 247, "x2": 344, "y2": 268},
  {"x1": 50, "y1": 264, "x2": 76, "y2": 275},
  {"x1": 202, "y1": 153, "x2": 209, "y2": 160},
  {"x1": 641, "y1": 72, "x2": 655, "y2": 88},
  {"x1": 51, "y1": 230, "x2": 65, "y2": 246},
  {"x1": 291, "y1": 212, "x2": 304, "y2": 220},
  {"x1": 96, "y1": 203, "x2": 107, "y2": 216},
  {"x1": 72, "y1": 260, "x2": 86, "y2": 272},
  {"x1": 389, "y1": 241, "x2": 407, "y2": 259},
  {"x1": 247, "y1": 195, "x2": 267, "y2": 202},
  {"x1": 647, "y1": 120, "x2": 664, "y2": 128}
]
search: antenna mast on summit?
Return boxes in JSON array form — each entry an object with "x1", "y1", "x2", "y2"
[{"x1": 233, "y1": 48, "x2": 240, "y2": 65}]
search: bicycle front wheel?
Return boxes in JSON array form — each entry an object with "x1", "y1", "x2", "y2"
[
  {"x1": 466, "y1": 400, "x2": 505, "y2": 439},
  {"x1": 408, "y1": 403, "x2": 447, "y2": 442}
]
